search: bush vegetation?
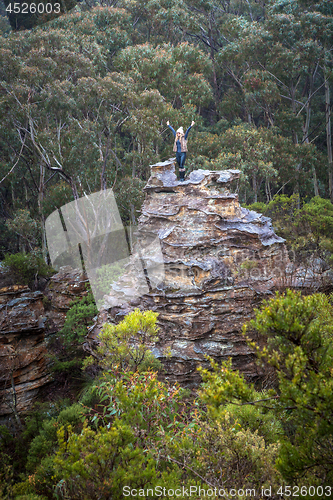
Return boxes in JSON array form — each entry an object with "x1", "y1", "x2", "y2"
[
  {"x1": 3, "y1": 251, "x2": 55, "y2": 287},
  {"x1": 246, "y1": 195, "x2": 333, "y2": 269},
  {"x1": 1, "y1": 291, "x2": 332, "y2": 498},
  {"x1": 87, "y1": 308, "x2": 162, "y2": 372},
  {"x1": 48, "y1": 292, "x2": 98, "y2": 376}
]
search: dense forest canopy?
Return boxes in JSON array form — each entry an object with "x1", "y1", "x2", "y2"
[{"x1": 0, "y1": 0, "x2": 333, "y2": 261}]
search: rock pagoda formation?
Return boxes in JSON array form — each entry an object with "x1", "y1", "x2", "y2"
[{"x1": 92, "y1": 160, "x2": 290, "y2": 385}]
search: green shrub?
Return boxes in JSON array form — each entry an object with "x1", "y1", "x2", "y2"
[
  {"x1": 52, "y1": 420, "x2": 181, "y2": 500},
  {"x1": 222, "y1": 402, "x2": 284, "y2": 445},
  {"x1": 86, "y1": 370, "x2": 186, "y2": 438},
  {"x1": 245, "y1": 290, "x2": 333, "y2": 485},
  {"x1": 21, "y1": 371, "x2": 190, "y2": 499},
  {"x1": 59, "y1": 293, "x2": 98, "y2": 346},
  {"x1": 26, "y1": 404, "x2": 84, "y2": 472},
  {"x1": 3, "y1": 251, "x2": 55, "y2": 286},
  {"x1": 0, "y1": 451, "x2": 14, "y2": 500},
  {"x1": 165, "y1": 418, "x2": 282, "y2": 495},
  {"x1": 13, "y1": 455, "x2": 56, "y2": 499},
  {"x1": 0, "y1": 424, "x2": 32, "y2": 498},
  {"x1": 91, "y1": 309, "x2": 161, "y2": 372},
  {"x1": 49, "y1": 292, "x2": 98, "y2": 374}
]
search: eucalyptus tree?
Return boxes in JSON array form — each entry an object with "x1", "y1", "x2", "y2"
[
  {"x1": 2, "y1": 0, "x2": 78, "y2": 30},
  {"x1": 0, "y1": 8, "x2": 132, "y2": 258},
  {"x1": 113, "y1": 42, "x2": 213, "y2": 172},
  {"x1": 212, "y1": 1, "x2": 332, "y2": 198}
]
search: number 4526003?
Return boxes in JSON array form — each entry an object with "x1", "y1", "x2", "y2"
[
  {"x1": 277, "y1": 486, "x2": 332, "y2": 497},
  {"x1": 6, "y1": 3, "x2": 61, "y2": 14}
]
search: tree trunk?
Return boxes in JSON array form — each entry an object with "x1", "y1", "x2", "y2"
[
  {"x1": 253, "y1": 173, "x2": 257, "y2": 203},
  {"x1": 291, "y1": 84, "x2": 299, "y2": 145},
  {"x1": 302, "y1": 77, "x2": 319, "y2": 197},
  {"x1": 10, "y1": 370, "x2": 23, "y2": 430},
  {"x1": 38, "y1": 163, "x2": 48, "y2": 263},
  {"x1": 325, "y1": 75, "x2": 333, "y2": 202},
  {"x1": 265, "y1": 179, "x2": 272, "y2": 203},
  {"x1": 208, "y1": 13, "x2": 219, "y2": 103}
]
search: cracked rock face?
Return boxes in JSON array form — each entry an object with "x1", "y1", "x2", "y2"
[
  {"x1": 93, "y1": 161, "x2": 290, "y2": 385},
  {"x1": 0, "y1": 284, "x2": 51, "y2": 422},
  {"x1": 0, "y1": 267, "x2": 88, "y2": 422}
]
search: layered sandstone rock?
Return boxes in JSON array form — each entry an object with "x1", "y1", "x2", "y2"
[
  {"x1": 90, "y1": 160, "x2": 290, "y2": 385},
  {"x1": 0, "y1": 267, "x2": 88, "y2": 421},
  {"x1": 0, "y1": 284, "x2": 50, "y2": 422}
]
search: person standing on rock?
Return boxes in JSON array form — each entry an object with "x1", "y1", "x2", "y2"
[{"x1": 167, "y1": 120, "x2": 195, "y2": 181}]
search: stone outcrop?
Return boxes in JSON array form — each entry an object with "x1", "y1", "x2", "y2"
[
  {"x1": 44, "y1": 266, "x2": 89, "y2": 337},
  {"x1": 0, "y1": 160, "x2": 293, "y2": 416},
  {"x1": 3, "y1": 156, "x2": 327, "y2": 414},
  {"x1": 0, "y1": 267, "x2": 88, "y2": 422},
  {"x1": 0, "y1": 284, "x2": 50, "y2": 422},
  {"x1": 89, "y1": 161, "x2": 290, "y2": 385}
]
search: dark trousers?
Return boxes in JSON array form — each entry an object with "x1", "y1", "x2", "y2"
[{"x1": 176, "y1": 152, "x2": 186, "y2": 179}]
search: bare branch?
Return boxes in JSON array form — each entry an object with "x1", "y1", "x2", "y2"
[
  {"x1": 280, "y1": 94, "x2": 304, "y2": 106},
  {"x1": 0, "y1": 131, "x2": 26, "y2": 185},
  {"x1": 296, "y1": 80, "x2": 327, "y2": 117}
]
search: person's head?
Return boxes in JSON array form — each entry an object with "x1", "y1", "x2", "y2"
[{"x1": 176, "y1": 126, "x2": 184, "y2": 138}]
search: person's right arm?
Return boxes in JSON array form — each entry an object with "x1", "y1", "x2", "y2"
[{"x1": 167, "y1": 121, "x2": 176, "y2": 137}]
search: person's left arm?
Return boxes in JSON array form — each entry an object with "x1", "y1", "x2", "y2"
[
  {"x1": 168, "y1": 124, "x2": 176, "y2": 137},
  {"x1": 167, "y1": 120, "x2": 176, "y2": 137},
  {"x1": 185, "y1": 121, "x2": 195, "y2": 139}
]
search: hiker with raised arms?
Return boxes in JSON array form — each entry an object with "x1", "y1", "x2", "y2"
[{"x1": 167, "y1": 120, "x2": 195, "y2": 181}]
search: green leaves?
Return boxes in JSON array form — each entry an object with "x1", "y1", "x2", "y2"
[
  {"x1": 198, "y1": 357, "x2": 257, "y2": 411},
  {"x1": 50, "y1": 292, "x2": 98, "y2": 375},
  {"x1": 245, "y1": 289, "x2": 333, "y2": 482},
  {"x1": 246, "y1": 194, "x2": 333, "y2": 265},
  {"x1": 114, "y1": 42, "x2": 213, "y2": 108},
  {"x1": 195, "y1": 289, "x2": 333, "y2": 484},
  {"x1": 47, "y1": 370, "x2": 189, "y2": 499},
  {"x1": 53, "y1": 420, "x2": 158, "y2": 500},
  {"x1": 3, "y1": 250, "x2": 54, "y2": 286},
  {"x1": 59, "y1": 293, "x2": 98, "y2": 346},
  {"x1": 95, "y1": 309, "x2": 160, "y2": 372}
]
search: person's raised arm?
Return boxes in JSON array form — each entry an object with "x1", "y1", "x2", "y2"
[
  {"x1": 185, "y1": 121, "x2": 195, "y2": 140},
  {"x1": 167, "y1": 120, "x2": 176, "y2": 137}
]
